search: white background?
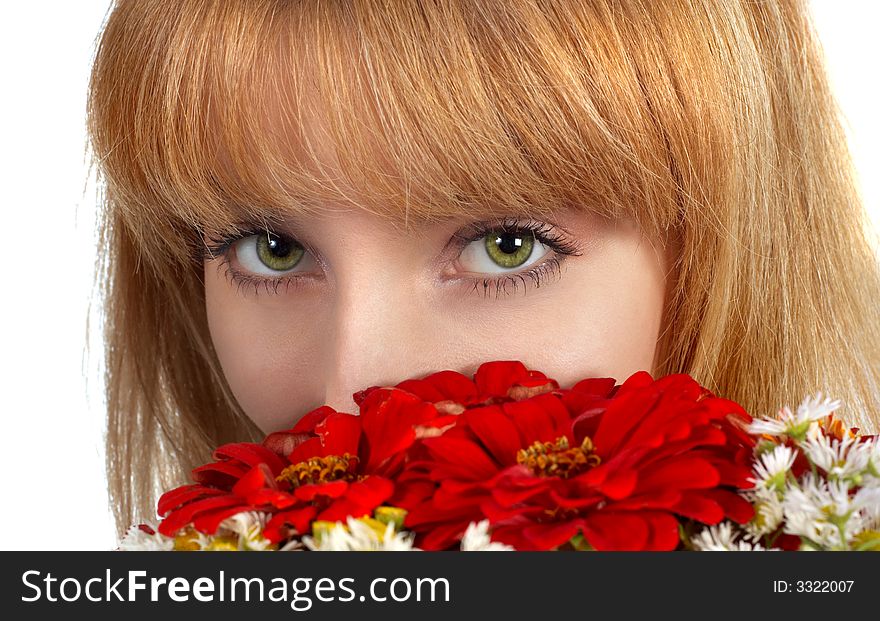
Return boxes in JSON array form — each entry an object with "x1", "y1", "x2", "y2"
[{"x1": 0, "y1": 1, "x2": 877, "y2": 550}]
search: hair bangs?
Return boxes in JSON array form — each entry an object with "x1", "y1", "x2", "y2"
[{"x1": 90, "y1": 0, "x2": 702, "y2": 268}]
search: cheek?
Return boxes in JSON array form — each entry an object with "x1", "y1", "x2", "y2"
[
  {"x1": 204, "y1": 263, "x2": 327, "y2": 433},
  {"x1": 493, "y1": 224, "x2": 667, "y2": 386}
]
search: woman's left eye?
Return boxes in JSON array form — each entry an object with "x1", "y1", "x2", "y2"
[
  {"x1": 458, "y1": 229, "x2": 547, "y2": 273},
  {"x1": 233, "y1": 232, "x2": 318, "y2": 276},
  {"x1": 444, "y1": 218, "x2": 586, "y2": 297}
]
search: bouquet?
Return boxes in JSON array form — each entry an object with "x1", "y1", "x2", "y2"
[{"x1": 120, "y1": 361, "x2": 880, "y2": 552}]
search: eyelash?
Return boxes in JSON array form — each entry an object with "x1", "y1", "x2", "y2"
[{"x1": 201, "y1": 217, "x2": 585, "y2": 299}]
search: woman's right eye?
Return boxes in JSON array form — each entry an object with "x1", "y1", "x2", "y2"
[{"x1": 232, "y1": 232, "x2": 319, "y2": 276}]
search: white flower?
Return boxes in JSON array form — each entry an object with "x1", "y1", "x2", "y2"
[
  {"x1": 302, "y1": 517, "x2": 420, "y2": 551},
  {"x1": 118, "y1": 524, "x2": 174, "y2": 551},
  {"x1": 217, "y1": 511, "x2": 274, "y2": 551},
  {"x1": 800, "y1": 433, "x2": 873, "y2": 483},
  {"x1": 749, "y1": 445, "x2": 796, "y2": 491},
  {"x1": 782, "y1": 474, "x2": 866, "y2": 549},
  {"x1": 302, "y1": 523, "x2": 356, "y2": 551},
  {"x1": 460, "y1": 520, "x2": 515, "y2": 551},
  {"x1": 852, "y1": 482, "x2": 880, "y2": 532},
  {"x1": 747, "y1": 394, "x2": 842, "y2": 438},
  {"x1": 278, "y1": 539, "x2": 306, "y2": 551},
  {"x1": 691, "y1": 522, "x2": 775, "y2": 551},
  {"x1": 742, "y1": 486, "x2": 785, "y2": 540}
]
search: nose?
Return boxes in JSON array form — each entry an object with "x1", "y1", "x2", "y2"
[{"x1": 318, "y1": 266, "x2": 435, "y2": 414}]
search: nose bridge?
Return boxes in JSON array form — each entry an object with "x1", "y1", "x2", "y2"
[{"x1": 319, "y1": 257, "x2": 418, "y2": 413}]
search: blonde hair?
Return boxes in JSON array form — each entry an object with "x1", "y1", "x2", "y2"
[{"x1": 87, "y1": 0, "x2": 880, "y2": 537}]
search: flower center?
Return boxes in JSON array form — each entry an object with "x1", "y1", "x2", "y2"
[
  {"x1": 275, "y1": 453, "x2": 360, "y2": 487},
  {"x1": 516, "y1": 436, "x2": 601, "y2": 479}
]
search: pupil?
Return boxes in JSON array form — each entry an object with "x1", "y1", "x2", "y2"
[
  {"x1": 268, "y1": 235, "x2": 294, "y2": 257},
  {"x1": 495, "y1": 233, "x2": 523, "y2": 254}
]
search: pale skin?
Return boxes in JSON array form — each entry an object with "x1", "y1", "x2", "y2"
[{"x1": 204, "y1": 202, "x2": 671, "y2": 434}]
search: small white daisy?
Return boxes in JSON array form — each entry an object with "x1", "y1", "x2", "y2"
[
  {"x1": 747, "y1": 394, "x2": 842, "y2": 439},
  {"x1": 782, "y1": 474, "x2": 859, "y2": 549},
  {"x1": 278, "y1": 539, "x2": 306, "y2": 551},
  {"x1": 217, "y1": 511, "x2": 274, "y2": 551},
  {"x1": 691, "y1": 522, "x2": 775, "y2": 551},
  {"x1": 460, "y1": 520, "x2": 515, "y2": 551},
  {"x1": 302, "y1": 522, "x2": 354, "y2": 551},
  {"x1": 302, "y1": 517, "x2": 420, "y2": 551},
  {"x1": 852, "y1": 482, "x2": 880, "y2": 533},
  {"x1": 741, "y1": 486, "x2": 785, "y2": 540},
  {"x1": 749, "y1": 444, "x2": 796, "y2": 491},
  {"x1": 800, "y1": 433, "x2": 873, "y2": 483}
]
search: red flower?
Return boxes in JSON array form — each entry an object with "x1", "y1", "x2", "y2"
[
  {"x1": 398, "y1": 371, "x2": 756, "y2": 551},
  {"x1": 157, "y1": 387, "x2": 448, "y2": 543},
  {"x1": 155, "y1": 442, "x2": 292, "y2": 537},
  {"x1": 356, "y1": 360, "x2": 564, "y2": 414}
]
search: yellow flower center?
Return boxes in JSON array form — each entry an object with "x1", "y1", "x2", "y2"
[
  {"x1": 516, "y1": 436, "x2": 601, "y2": 479},
  {"x1": 275, "y1": 453, "x2": 360, "y2": 487}
]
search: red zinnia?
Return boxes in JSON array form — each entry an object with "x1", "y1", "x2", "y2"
[
  {"x1": 157, "y1": 386, "x2": 448, "y2": 543},
  {"x1": 398, "y1": 371, "x2": 756, "y2": 551}
]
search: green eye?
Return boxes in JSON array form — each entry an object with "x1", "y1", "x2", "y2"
[
  {"x1": 484, "y1": 231, "x2": 535, "y2": 268},
  {"x1": 255, "y1": 233, "x2": 305, "y2": 271}
]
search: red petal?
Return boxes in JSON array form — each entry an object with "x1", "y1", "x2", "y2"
[
  {"x1": 421, "y1": 436, "x2": 501, "y2": 481},
  {"x1": 231, "y1": 464, "x2": 273, "y2": 498},
  {"x1": 642, "y1": 512, "x2": 682, "y2": 550},
  {"x1": 294, "y1": 480, "x2": 349, "y2": 501},
  {"x1": 291, "y1": 405, "x2": 338, "y2": 433},
  {"x1": 464, "y1": 406, "x2": 521, "y2": 466},
  {"x1": 405, "y1": 501, "x2": 482, "y2": 529},
  {"x1": 570, "y1": 377, "x2": 618, "y2": 397},
  {"x1": 318, "y1": 413, "x2": 363, "y2": 457},
  {"x1": 701, "y1": 489, "x2": 755, "y2": 524},
  {"x1": 343, "y1": 476, "x2": 394, "y2": 507},
  {"x1": 581, "y1": 511, "x2": 650, "y2": 551},
  {"x1": 522, "y1": 520, "x2": 584, "y2": 550},
  {"x1": 264, "y1": 506, "x2": 317, "y2": 542},
  {"x1": 613, "y1": 370, "x2": 655, "y2": 395},
  {"x1": 286, "y1": 437, "x2": 324, "y2": 465},
  {"x1": 192, "y1": 506, "x2": 252, "y2": 535},
  {"x1": 473, "y1": 360, "x2": 531, "y2": 397},
  {"x1": 158, "y1": 495, "x2": 244, "y2": 536},
  {"x1": 213, "y1": 443, "x2": 287, "y2": 475},
  {"x1": 262, "y1": 431, "x2": 312, "y2": 459},
  {"x1": 548, "y1": 488, "x2": 604, "y2": 510},
  {"x1": 598, "y1": 469, "x2": 638, "y2": 499},
  {"x1": 244, "y1": 488, "x2": 298, "y2": 509},
  {"x1": 157, "y1": 485, "x2": 226, "y2": 516},
  {"x1": 418, "y1": 520, "x2": 472, "y2": 551},
  {"x1": 491, "y1": 473, "x2": 550, "y2": 506},
  {"x1": 361, "y1": 390, "x2": 438, "y2": 472},
  {"x1": 599, "y1": 488, "x2": 681, "y2": 511},
  {"x1": 671, "y1": 491, "x2": 725, "y2": 524},
  {"x1": 502, "y1": 394, "x2": 571, "y2": 446},
  {"x1": 574, "y1": 463, "x2": 638, "y2": 499},
  {"x1": 635, "y1": 457, "x2": 720, "y2": 492},
  {"x1": 396, "y1": 369, "x2": 478, "y2": 403},
  {"x1": 191, "y1": 460, "x2": 250, "y2": 486},
  {"x1": 592, "y1": 387, "x2": 660, "y2": 458}
]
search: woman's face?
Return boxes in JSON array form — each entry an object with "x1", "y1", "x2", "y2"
[{"x1": 204, "y1": 204, "x2": 670, "y2": 434}]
